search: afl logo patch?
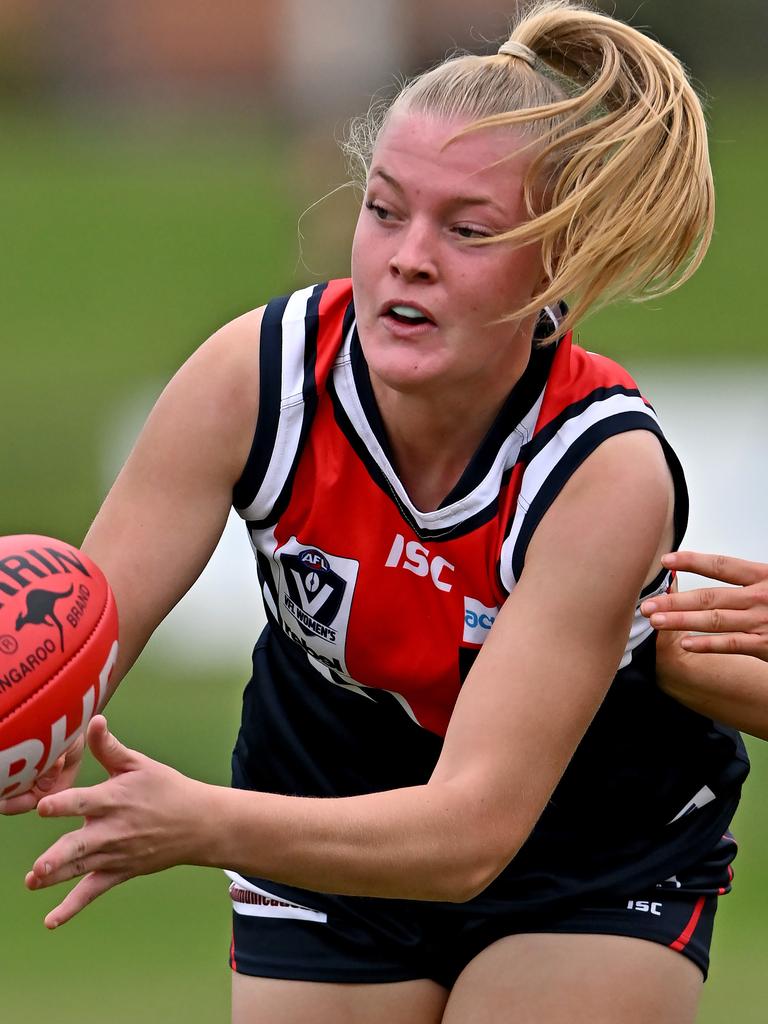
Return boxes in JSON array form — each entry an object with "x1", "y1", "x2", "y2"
[
  {"x1": 299, "y1": 549, "x2": 330, "y2": 573},
  {"x1": 275, "y1": 538, "x2": 359, "y2": 674}
]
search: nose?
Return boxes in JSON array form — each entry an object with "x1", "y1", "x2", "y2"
[{"x1": 388, "y1": 219, "x2": 437, "y2": 282}]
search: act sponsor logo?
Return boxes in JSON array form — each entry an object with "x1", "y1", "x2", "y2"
[
  {"x1": 463, "y1": 597, "x2": 499, "y2": 645},
  {"x1": 275, "y1": 538, "x2": 359, "y2": 674}
]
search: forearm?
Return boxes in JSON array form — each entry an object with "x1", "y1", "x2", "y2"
[
  {"x1": 658, "y1": 645, "x2": 768, "y2": 741},
  {"x1": 199, "y1": 780, "x2": 503, "y2": 902}
]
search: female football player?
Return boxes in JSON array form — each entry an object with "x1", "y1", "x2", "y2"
[{"x1": 9, "y1": 3, "x2": 767, "y2": 1022}]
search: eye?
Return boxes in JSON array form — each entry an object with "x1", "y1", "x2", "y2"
[
  {"x1": 365, "y1": 199, "x2": 392, "y2": 221},
  {"x1": 453, "y1": 224, "x2": 492, "y2": 240}
]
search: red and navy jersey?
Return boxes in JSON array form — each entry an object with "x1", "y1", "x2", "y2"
[{"x1": 231, "y1": 279, "x2": 747, "y2": 908}]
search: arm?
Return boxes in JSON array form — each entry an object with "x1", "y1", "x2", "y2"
[
  {"x1": 643, "y1": 551, "x2": 768, "y2": 740},
  {"x1": 28, "y1": 429, "x2": 672, "y2": 922},
  {"x1": 80, "y1": 305, "x2": 265, "y2": 695},
  {"x1": 0, "y1": 308, "x2": 263, "y2": 816}
]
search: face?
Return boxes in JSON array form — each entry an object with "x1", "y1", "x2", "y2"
[{"x1": 351, "y1": 109, "x2": 544, "y2": 401}]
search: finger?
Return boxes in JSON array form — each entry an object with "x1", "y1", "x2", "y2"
[
  {"x1": 647, "y1": 609, "x2": 757, "y2": 634},
  {"x1": 0, "y1": 792, "x2": 41, "y2": 815},
  {"x1": 641, "y1": 584, "x2": 754, "y2": 617},
  {"x1": 28, "y1": 824, "x2": 113, "y2": 887},
  {"x1": 34, "y1": 755, "x2": 67, "y2": 793},
  {"x1": 26, "y1": 849, "x2": 113, "y2": 890},
  {"x1": 87, "y1": 715, "x2": 142, "y2": 777},
  {"x1": 37, "y1": 779, "x2": 115, "y2": 820},
  {"x1": 679, "y1": 632, "x2": 768, "y2": 659},
  {"x1": 662, "y1": 551, "x2": 768, "y2": 587},
  {"x1": 0, "y1": 756, "x2": 71, "y2": 814},
  {"x1": 43, "y1": 870, "x2": 128, "y2": 929}
]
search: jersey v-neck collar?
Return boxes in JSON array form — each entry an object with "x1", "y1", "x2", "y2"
[{"x1": 330, "y1": 304, "x2": 562, "y2": 535}]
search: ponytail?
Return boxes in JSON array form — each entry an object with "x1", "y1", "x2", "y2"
[{"x1": 345, "y1": 0, "x2": 714, "y2": 341}]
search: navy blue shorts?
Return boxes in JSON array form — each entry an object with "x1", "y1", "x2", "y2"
[{"x1": 228, "y1": 835, "x2": 736, "y2": 988}]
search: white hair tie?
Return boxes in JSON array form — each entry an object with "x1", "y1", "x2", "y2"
[{"x1": 497, "y1": 40, "x2": 537, "y2": 67}]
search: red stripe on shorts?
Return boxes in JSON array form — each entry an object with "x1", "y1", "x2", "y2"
[
  {"x1": 669, "y1": 896, "x2": 706, "y2": 952},
  {"x1": 230, "y1": 930, "x2": 238, "y2": 971}
]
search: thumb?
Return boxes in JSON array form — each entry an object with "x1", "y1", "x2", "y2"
[{"x1": 87, "y1": 715, "x2": 140, "y2": 776}]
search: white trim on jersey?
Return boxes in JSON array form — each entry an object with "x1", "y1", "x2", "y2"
[
  {"x1": 619, "y1": 609, "x2": 656, "y2": 670},
  {"x1": 262, "y1": 580, "x2": 279, "y2": 620},
  {"x1": 499, "y1": 392, "x2": 661, "y2": 592},
  {"x1": 333, "y1": 321, "x2": 547, "y2": 536},
  {"x1": 617, "y1": 571, "x2": 672, "y2": 670},
  {"x1": 238, "y1": 284, "x2": 315, "y2": 523},
  {"x1": 246, "y1": 522, "x2": 281, "y2": 617},
  {"x1": 667, "y1": 785, "x2": 716, "y2": 825},
  {"x1": 315, "y1": 658, "x2": 421, "y2": 726},
  {"x1": 497, "y1": 391, "x2": 662, "y2": 669}
]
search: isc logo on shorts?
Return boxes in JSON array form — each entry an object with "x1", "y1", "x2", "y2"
[
  {"x1": 275, "y1": 537, "x2": 359, "y2": 674},
  {"x1": 463, "y1": 597, "x2": 499, "y2": 645}
]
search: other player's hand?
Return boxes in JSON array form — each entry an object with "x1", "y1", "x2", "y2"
[
  {"x1": 25, "y1": 715, "x2": 213, "y2": 928},
  {"x1": 641, "y1": 551, "x2": 768, "y2": 660},
  {"x1": 0, "y1": 735, "x2": 86, "y2": 816}
]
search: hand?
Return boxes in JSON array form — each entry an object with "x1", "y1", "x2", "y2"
[
  {"x1": 641, "y1": 551, "x2": 768, "y2": 660},
  {"x1": 26, "y1": 715, "x2": 213, "y2": 928},
  {"x1": 0, "y1": 735, "x2": 86, "y2": 815}
]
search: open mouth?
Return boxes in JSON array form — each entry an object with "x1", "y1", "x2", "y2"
[{"x1": 386, "y1": 304, "x2": 436, "y2": 327}]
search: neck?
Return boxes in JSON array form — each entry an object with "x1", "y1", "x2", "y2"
[{"x1": 370, "y1": 335, "x2": 534, "y2": 513}]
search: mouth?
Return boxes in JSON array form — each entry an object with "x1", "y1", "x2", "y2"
[{"x1": 380, "y1": 302, "x2": 437, "y2": 328}]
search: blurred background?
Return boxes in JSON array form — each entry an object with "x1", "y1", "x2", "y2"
[{"x1": 1, "y1": 1, "x2": 766, "y2": 1020}]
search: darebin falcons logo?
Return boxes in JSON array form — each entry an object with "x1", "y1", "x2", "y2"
[{"x1": 275, "y1": 538, "x2": 359, "y2": 674}]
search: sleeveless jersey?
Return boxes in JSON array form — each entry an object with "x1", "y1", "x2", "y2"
[{"x1": 231, "y1": 278, "x2": 748, "y2": 910}]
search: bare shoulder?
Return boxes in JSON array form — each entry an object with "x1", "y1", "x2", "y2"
[
  {"x1": 563, "y1": 428, "x2": 673, "y2": 501},
  {"x1": 148, "y1": 305, "x2": 266, "y2": 486},
  {"x1": 525, "y1": 428, "x2": 675, "y2": 603}
]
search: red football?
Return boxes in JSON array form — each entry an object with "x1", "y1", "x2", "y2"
[{"x1": 0, "y1": 535, "x2": 119, "y2": 798}]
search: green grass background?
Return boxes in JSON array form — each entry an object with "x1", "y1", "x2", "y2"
[{"x1": 1, "y1": 92, "x2": 766, "y2": 1020}]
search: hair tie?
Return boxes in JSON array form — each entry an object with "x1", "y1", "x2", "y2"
[{"x1": 497, "y1": 40, "x2": 537, "y2": 68}]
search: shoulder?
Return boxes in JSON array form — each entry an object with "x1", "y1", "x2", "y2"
[
  {"x1": 141, "y1": 305, "x2": 265, "y2": 489},
  {"x1": 523, "y1": 429, "x2": 673, "y2": 617},
  {"x1": 526, "y1": 333, "x2": 665, "y2": 482},
  {"x1": 260, "y1": 278, "x2": 354, "y2": 330},
  {"x1": 540, "y1": 332, "x2": 645, "y2": 417}
]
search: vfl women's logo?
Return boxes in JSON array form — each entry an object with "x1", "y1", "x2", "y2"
[
  {"x1": 275, "y1": 539, "x2": 359, "y2": 674},
  {"x1": 15, "y1": 586, "x2": 74, "y2": 652},
  {"x1": 282, "y1": 549, "x2": 345, "y2": 642}
]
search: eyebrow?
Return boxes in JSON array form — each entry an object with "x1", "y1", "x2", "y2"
[{"x1": 369, "y1": 168, "x2": 507, "y2": 216}]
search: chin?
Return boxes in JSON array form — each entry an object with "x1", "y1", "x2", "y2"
[
  {"x1": 365, "y1": 347, "x2": 449, "y2": 395},
  {"x1": 362, "y1": 327, "x2": 449, "y2": 391}
]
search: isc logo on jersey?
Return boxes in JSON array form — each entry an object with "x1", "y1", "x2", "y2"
[{"x1": 275, "y1": 538, "x2": 359, "y2": 673}]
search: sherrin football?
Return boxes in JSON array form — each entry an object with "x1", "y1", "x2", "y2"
[{"x1": 0, "y1": 535, "x2": 118, "y2": 798}]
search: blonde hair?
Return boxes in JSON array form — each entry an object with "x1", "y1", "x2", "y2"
[{"x1": 344, "y1": 0, "x2": 714, "y2": 341}]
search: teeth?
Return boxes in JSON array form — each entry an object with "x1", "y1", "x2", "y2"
[{"x1": 390, "y1": 305, "x2": 428, "y2": 320}]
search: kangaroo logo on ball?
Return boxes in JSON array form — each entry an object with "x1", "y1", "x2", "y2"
[{"x1": 15, "y1": 586, "x2": 74, "y2": 652}]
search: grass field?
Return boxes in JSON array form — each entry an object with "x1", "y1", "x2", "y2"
[{"x1": 1, "y1": 94, "x2": 767, "y2": 1020}]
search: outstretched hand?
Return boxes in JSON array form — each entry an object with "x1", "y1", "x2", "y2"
[
  {"x1": 641, "y1": 551, "x2": 768, "y2": 660},
  {"x1": 26, "y1": 715, "x2": 213, "y2": 929}
]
